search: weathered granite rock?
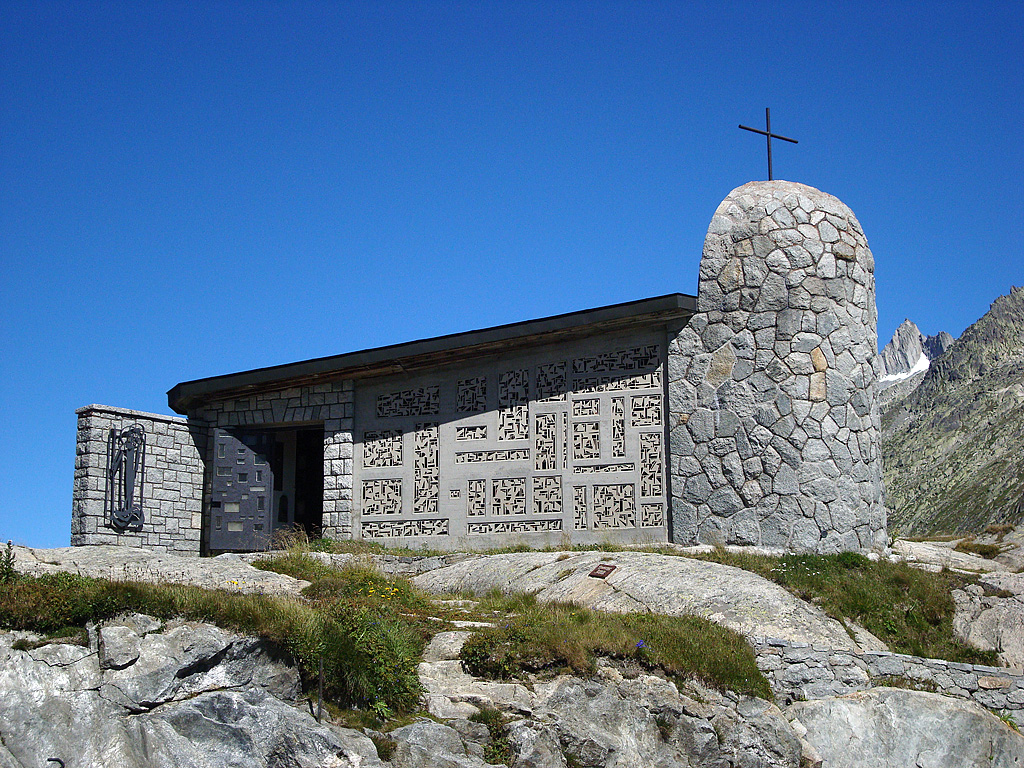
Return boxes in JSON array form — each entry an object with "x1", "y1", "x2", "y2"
[
  {"x1": 0, "y1": 617, "x2": 382, "y2": 768},
  {"x1": 424, "y1": 630, "x2": 478, "y2": 662},
  {"x1": 892, "y1": 539, "x2": 1009, "y2": 574},
  {"x1": 12, "y1": 544, "x2": 309, "y2": 595},
  {"x1": 389, "y1": 719, "x2": 493, "y2": 768},
  {"x1": 413, "y1": 550, "x2": 863, "y2": 649},
  {"x1": 787, "y1": 687, "x2": 1024, "y2": 767},
  {"x1": 509, "y1": 668, "x2": 801, "y2": 768},
  {"x1": 239, "y1": 549, "x2": 482, "y2": 577},
  {"x1": 412, "y1": 621, "x2": 803, "y2": 768},
  {"x1": 669, "y1": 181, "x2": 887, "y2": 552},
  {"x1": 995, "y1": 528, "x2": 1024, "y2": 572},
  {"x1": 418, "y1": 657, "x2": 535, "y2": 719},
  {"x1": 953, "y1": 572, "x2": 1024, "y2": 670}
]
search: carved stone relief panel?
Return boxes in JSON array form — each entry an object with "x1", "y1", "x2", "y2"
[
  {"x1": 363, "y1": 519, "x2": 449, "y2": 538},
  {"x1": 639, "y1": 432, "x2": 664, "y2": 498},
  {"x1": 456, "y1": 425, "x2": 487, "y2": 441},
  {"x1": 457, "y1": 378, "x2": 487, "y2": 413},
  {"x1": 536, "y1": 362, "x2": 567, "y2": 401},
  {"x1": 363, "y1": 430, "x2": 402, "y2": 468},
  {"x1": 491, "y1": 477, "x2": 527, "y2": 516},
  {"x1": 592, "y1": 484, "x2": 636, "y2": 529},
  {"x1": 532, "y1": 476, "x2": 562, "y2": 515},
  {"x1": 353, "y1": 333, "x2": 668, "y2": 544},
  {"x1": 468, "y1": 519, "x2": 562, "y2": 535},
  {"x1": 413, "y1": 422, "x2": 439, "y2": 514},
  {"x1": 573, "y1": 399, "x2": 600, "y2": 417},
  {"x1": 573, "y1": 486, "x2": 588, "y2": 530},
  {"x1": 631, "y1": 395, "x2": 662, "y2": 428},
  {"x1": 572, "y1": 421, "x2": 601, "y2": 460},
  {"x1": 535, "y1": 413, "x2": 557, "y2": 471},
  {"x1": 361, "y1": 478, "x2": 402, "y2": 516},
  {"x1": 611, "y1": 398, "x2": 626, "y2": 457},
  {"x1": 468, "y1": 479, "x2": 486, "y2": 516},
  {"x1": 641, "y1": 503, "x2": 665, "y2": 528},
  {"x1": 498, "y1": 370, "x2": 529, "y2": 441},
  {"x1": 377, "y1": 387, "x2": 439, "y2": 417}
]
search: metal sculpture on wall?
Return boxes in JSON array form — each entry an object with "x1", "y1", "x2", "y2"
[{"x1": 106, "y1": 424, "x2": 146, "y2": 531}]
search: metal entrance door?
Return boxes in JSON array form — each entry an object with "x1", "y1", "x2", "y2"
[{"x1": 209, "y1": 429, "x2": 275, "y2": 551}]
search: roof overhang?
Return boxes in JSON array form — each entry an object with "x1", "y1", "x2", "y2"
[{"x1": 167, "y1": 293, "x2": 696, "y2": 414}]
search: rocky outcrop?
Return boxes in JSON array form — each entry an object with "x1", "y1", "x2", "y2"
[
  {"x1": 924, "y1": 330, "x2": 955, "y2": 360},
  {"x1": 416, "y1": 627, "x2": 1024, "y2": 767},
  {"x1": 883, "y1": 287, "x2": 1024, "y2": 535},
  {"x1": 413, "y1": 550, "x2": 867, "y2": 650},
  {"x1": 879, "y1": 319, "x2": 930, "y2": 380},
  {"x1": 876, "y1": 319, "x2": 956, "y2": 410},
  {"x1": 890, "y1": 538, "x2": 1009, "y2": 574},
  {"x1": 510, "y1": 669, "x2": 802, "y2": 768},
  {"x1": 0, "y1": 616, "x2": 383, "y2": 768},
  {"x1": 12, "y1": 544, "x2": 309, "y2": 595},
  {"x1": 787, "y1": 687, "x2": 1024, "y2": 767},
  {"x1": 419, "y1": 629, "x2": 803, "y2": 768},
  {"x1": 878, "y1": 319, "x2": 953, "y2": 384},
  {"x1": 5, "y1": 579, "x2": 1024, "y2": 767},
  {"x1": 668, "y1": 180, "x2": 887, "y2": 553},
  {"x1": 953, "y1": 571, "x2": 1024, "y2": 670}
]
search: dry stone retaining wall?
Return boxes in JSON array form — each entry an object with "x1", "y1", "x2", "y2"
[
  {"x1": 72, "y1": 405, "x2": 205, "y2": 555},
  {"x1": 668, "y1": 181, "x2": 887, "y2": 552},
  {"x1": 753, "y1": 637, "x2": 1024, "y2": 713}
]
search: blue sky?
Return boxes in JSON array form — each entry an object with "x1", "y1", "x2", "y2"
[{"x1": 2, "y1": 1, "x2": 1021, "y2": 548}]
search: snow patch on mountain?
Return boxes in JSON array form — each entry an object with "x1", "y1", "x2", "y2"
[{"x1": 879, "y1": 352, "x2": 930, "y2": 383}]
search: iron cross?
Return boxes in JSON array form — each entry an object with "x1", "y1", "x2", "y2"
[{"x1": 739, "y1": 108, "x2": 798, "y2": 181}]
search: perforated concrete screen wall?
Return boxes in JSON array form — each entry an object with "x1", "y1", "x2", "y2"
[{"x1": 352, "y1": 329, "x2": 670, "y2": 547}]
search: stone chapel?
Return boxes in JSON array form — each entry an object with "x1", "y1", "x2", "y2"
[{"x1": 72, "y1": 181, "x2": 888, "y2": 556}]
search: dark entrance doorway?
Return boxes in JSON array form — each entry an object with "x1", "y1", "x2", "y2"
[
  {"x1": 208, "y1": 425, "x2": 324, "y2": 552},
  {"x1": 271, "y1": 427, "x2": 324, "y2": 540}
]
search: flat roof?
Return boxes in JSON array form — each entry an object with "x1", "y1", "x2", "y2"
[{"x1": 168, "y1": 292, "x2": 696, "y2": 414}]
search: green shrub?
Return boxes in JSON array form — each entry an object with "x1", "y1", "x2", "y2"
[
  {"x1": 469, "y1": 706, "x2": 513, "y2": 765},
  {"x1": 0, "y1": 541, "x2": 16, "y2": 584}
]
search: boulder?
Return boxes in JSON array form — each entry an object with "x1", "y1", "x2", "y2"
[
  {"x1": 388, "y1": 719, "x2": 493, "y2": 768},
  {"x1": 953, "y1": 572, "x2": 1024, "y2": 670},
  {"x1": 891, "y1": 539, "x2": 1009, "y2": 574},
  {"x1": 413, "y1": 550, "x2": 863, "y2": 650},
  {"x1": 11, "y1": 544, "x2": 308, "y2": 596},
  {"x1": 0, "y1": 617, "x2": 382, "y2": 768},
  {"x1": 787, "y1": 687, "x2": 1024, "y2": 767},
  {"x1": 508, "y1": 668, "x2": 801, "y2": 768}
]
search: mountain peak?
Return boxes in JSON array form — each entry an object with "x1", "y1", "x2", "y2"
[{"x1": 882, "y1": 287, "x2": 1024, "y2": 535}]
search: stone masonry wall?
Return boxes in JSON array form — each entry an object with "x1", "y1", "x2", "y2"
[
  {"x1": 190, "y1": 381, "x2": 355, "y2": 539},
  {"x1": 667, "y1": 181, "x2": 887, "y2": 552},
  {"x1": 753, "y1": 637, "x2": 1024, "y2": 713},
  {"x1": 72, "y1": 405, "x2": 205, "y2": 555}
]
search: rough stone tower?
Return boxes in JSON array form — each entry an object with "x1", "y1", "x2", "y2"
[{"x1": 668, "y1": 180, "x2": 887, "y2": 552}]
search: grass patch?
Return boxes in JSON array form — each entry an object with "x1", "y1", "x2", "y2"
[
  {"x1": 461, "y1": 594, "x2": 771, "y2": 700},
  {"x1": 0, "y1": 567, "x2": 426, "y2": 716},
  {"x1": 691, "y1": 549, "x2": 997, "y2": 664},
  {"x1": 985, "y1": 524, "x2": 1015, "y2": 542},
  {"x1": 368, "y1": 734, "x2": 397, "y2": 761},
  {"x1": 954, "y1": 536, "x2": 1002, "y2": 559},
  {"x1": 469, "y1": 706, "x2": 514, "y2": 765}
]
